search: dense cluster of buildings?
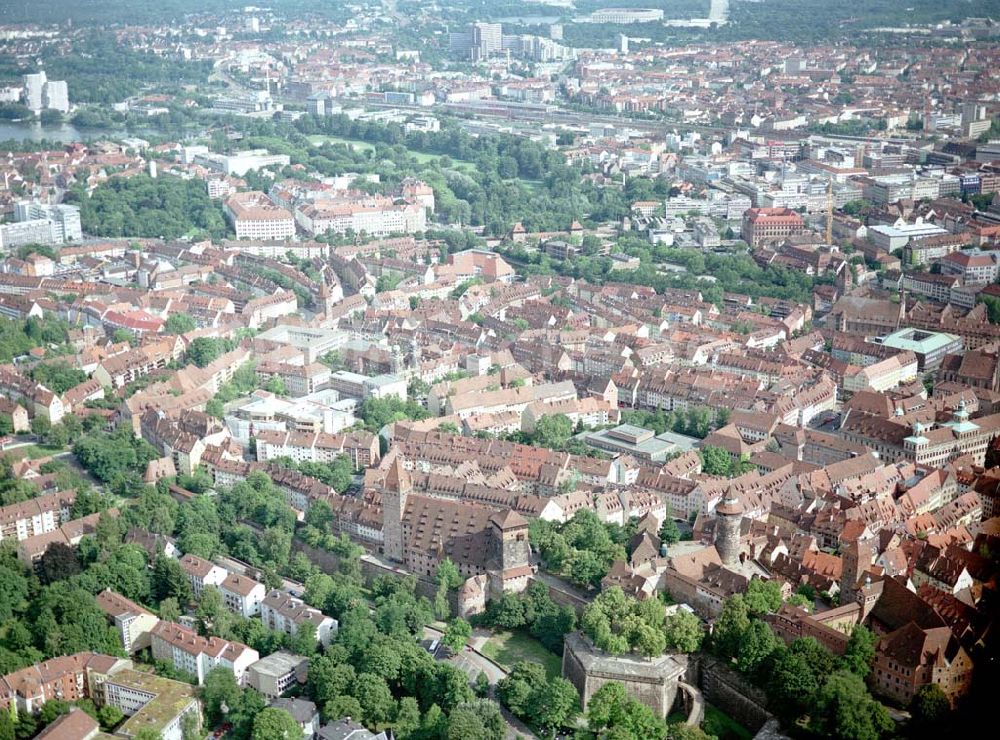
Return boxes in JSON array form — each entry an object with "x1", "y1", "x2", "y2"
[{"x1": 2, "y1": 4, "x2": 1000, "y2": 736}]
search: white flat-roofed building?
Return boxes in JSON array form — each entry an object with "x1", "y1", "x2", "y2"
[
  {"x1": 22, "y1": 72, "x2": 45, "y2": 111},
  {"x1": 41, "y1": 80, "x2": 68, "y2": 112},
  {"x1": 0, "y1": 220, "x2": 56, "y2": 250},
  {"x1": 100, "y1": 669, "x2": 201, "y2": 740},
  {"x1": 255, "y1": 325, "x2": 349, "y2": 363},
  {"x1": 229, "y1": 389, "x2": 356, "y2": 441},
  {"x1": 328, "y1": 370, "x2": 407, "y2": 401},
  {"x1": 247, "y1": 651, "x2": 309, "y2": 699},
  {"x1": 195, "y1": 148, "x2": 289, "y2": 176},
  {"x1": 13, "y1": 201, "x2": 82, "y2": 243},
  {"x1": 588, "y1": 8, "x2": 664, "y2": 23},
  {"x1": 869, "y1": 219, "x2": 948, "y2": 252}
]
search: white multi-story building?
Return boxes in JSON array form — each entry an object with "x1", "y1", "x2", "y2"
[
  {"x1": 295, "y1": 200, "x2": 426, "y2": 238},
  {"x1": 869, "y1": 219, "x2": 949, "y2": 251},
  {"x1": 100, "y1": 670, "x2": 201, "y2": 740},
  {"x1": 0, "y1": 220, "x2": 55, "y2": 250},
  {"x1": 150, "y1": 622, "x2": 259, "y2": 685},
  {"x1": 247, "y1": 651, "x2": 309, "y2": 699},
  {"x1": 0, "y1": 490, "x2": 75, "y2": 543},
  {"x1": 96, "y1": 589, "x2": 162, "y2": 654},
  {"x1": 42, "y1": 80, "x2": 69, "y2": 112},
  {"x1": 588, "y1": 8, "x2": 664, "y2": 23},
  {"x1": 254, "y1": 429, "x2": 364, "y2": 465},
  {"x1": 255, "y1": 360, "x2": 332, "y2": 398},
  {"x1": 225, "y1": 192, "x2": 296, "y2": 240},
  {"x1": 177, "y1": 553, "x2": 228, "y2": 598},
  {"x1": 13, "y1": 201, "x2": 82, "y2": 243},
  {"x1": 21, "y1": 72, "x2": 69, "y2": 113},
  {"x1": 260, "y1": 590, "x2": 337, "y2": 646},
  {"x1": 328, "y1": 371, "x2": 407, "y2": 401},
  {"x1": 22, "y1": 72, "x2": 46, "y2": 111},
  {"x1": 219, "y1": 573, "x2": 267, "y2": 618}
]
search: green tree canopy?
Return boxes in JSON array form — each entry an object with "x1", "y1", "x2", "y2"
[
  {"x1": 164, "y1": 313, "x2": 196, "y2": 334},
  {"x1": 581, "y1": 587, "x2": 667, "y2": 656},
  {"x1": 586, "y1": 681, "x2": 666, "y2": 740},
  {"x1": 251, "y1": 707, "x2": 302, "y2": 740}
]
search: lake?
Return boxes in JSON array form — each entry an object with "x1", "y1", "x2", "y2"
[{"x1": 0, "y1": 120, "x2": 121, "y2": 146}]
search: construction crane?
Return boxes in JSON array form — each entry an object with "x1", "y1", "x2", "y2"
[{"x1": 825, "y1": 179, "x2": 834, "y2": 245}]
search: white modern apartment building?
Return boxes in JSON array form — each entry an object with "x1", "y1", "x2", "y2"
[
  {"x1": 0, "y1": 490, "x2": 75, "y2": 543},
  {"x1": 219, "y1": 573, "x2": 267, "y2": 618},
  {"x1": 225, "y1": 192, "x2": 296, "y2": 240},
  {"x1": 42, "y1": 80, "x2": 69, "y2": 112},
  {"x1": 295, "y1": 200, "x2": 426, "y2": 237},
  {"x1": 150, "y1": 621, "x2": 259, "y2": 685},
  {"x1": 260, "y1": 590, "x2": 337, "y2": 646},
  {"x1": 14, "y1": 201, "x2": 82, "y2": 242},
  {"x1": 0, "y1": 220, "x2": 55, "y2": 251},
  {"x1": 21, "y1": 71, "x2": 69, "y2": 113},
  {"x1": 177, "y1": 553, "x2": 228, "y2": 598}
]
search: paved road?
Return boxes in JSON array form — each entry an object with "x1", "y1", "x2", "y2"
[
  {"x1": 214, "y1": 554, "x2": 305, "y2": 595},
  {"x1": 531, "y1": 569, "x2": 594, "y2": 607},
  {"x1": 422, "y1": 625, "x2": 537, "y2": 739}
]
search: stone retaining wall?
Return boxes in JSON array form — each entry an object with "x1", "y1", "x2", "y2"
[{"x1": 697, "y1": 655, "x2": 773, "y2": 733}]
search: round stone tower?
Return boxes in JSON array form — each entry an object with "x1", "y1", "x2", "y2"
[{"x1": 714, "y1": 495, "x2": 744, "y2": 568}]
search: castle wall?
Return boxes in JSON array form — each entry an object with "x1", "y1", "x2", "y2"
[
  {"x1": 562, "y1": 634, "x2": 683, "y2": 719},
  {"x1": 697, "y1": 656, "x2": 773, "y2": 733}
]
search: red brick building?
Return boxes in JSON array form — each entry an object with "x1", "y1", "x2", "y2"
[{"x1": 741, "y1": 207, "x2": 806, "y2": 248}]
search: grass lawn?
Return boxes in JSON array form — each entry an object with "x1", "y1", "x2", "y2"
[
  {"x1": 702, "y1": 704, "x2": 752, "y2": 740},
  {"x1": 308, "y1": 134, "x2": 376, "y2": 151},
  {"x1": 410, "y1": 149, "x2": 476, "y2": 172},
  {"x1": 306, "y1": 135, "x2": 478, "y2": 172},
  {"x1": 480, "y1": 630, "x2": 562, "y2": 679},
  {"x1": 1, "y1": 443, "x2": 64, "y2": 460}
]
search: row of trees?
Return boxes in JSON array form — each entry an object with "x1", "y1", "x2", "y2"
[
  {"x1": 710, "y1": 589, "x2": 892, "y2": 740},
  {"x1": 503, "y1": 413, "x2": 604, "y2": 458},
  {"x1": 496, "y1": 662, "x2": 579, "y2": 736},
  {"x1": 474, "y1": 580, "x2": 577, "y2": 654},
  {"x1": 303, "y1": 571, "x2": 501, "y2": 738},
  {"x1": 500, "y1": 239, "x2": 819, "y2": 306},
  {"x1": 529, "y1": 509, "x2": 629, "y2": 589},
  {"x1": 621, "y1": 406, "x2": 730, "y2": 440},
  {"x1": 581, "y1": 586, "x2": 703, "y2": 656}
]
